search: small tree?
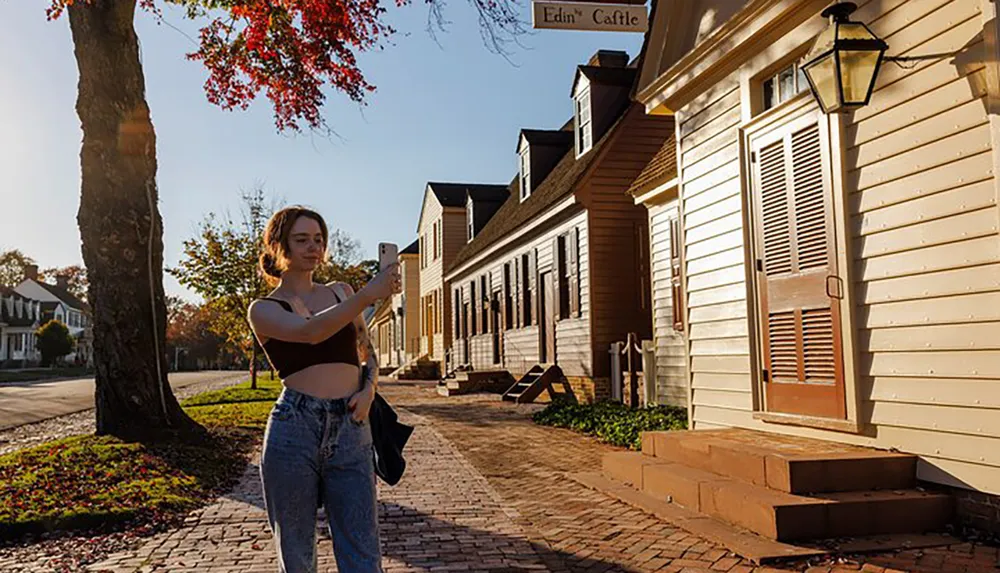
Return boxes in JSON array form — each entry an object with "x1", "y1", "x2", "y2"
[
  {"x1": 36, "y1": 320, "x2": 76, "y2": 367},
  {"x1": 0, "y1": 249, "x2": 36, "y2": 289},
  {"x1": 315, "y1": 259, "x2": 379, "y2": 293},
  {"x1": 39, "y1": 265, "x2": 90, "y2": 303},
  {"x1": 314, "y1": 230, "x2": 379, "y2": 292},
  {"x1": 167, "y1": 301, "x2": 227, "y2": 371},
  {"x1": 170, "y1": 187, "x2": 280, "y2": 388}
]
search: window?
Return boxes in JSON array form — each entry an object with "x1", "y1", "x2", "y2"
[
  {"x1": 503, "y1": 263, "x2": 513, "y2": 329},
  {"x1": 575, "y1": 88, "x2": 592, "y2": 156},
  {"x1": 432, "y1": 222, "x2": 439, "y2": 260},
  {"x1": 513, "y1": 258, "x2": 522, "y2": 328},
  {"x1": 435, "y1": 290, "x2": 441, "y2": 334},
  {"x1": 762, "y1": 61, "x2": 808, "y2": 111},
  {"x1": 554, "y1": 230, "x2": 581, "y2": 320},
  {"x1": 557, "y1": 235, "x2": 570, "y2": 319},
  {"x1": 521, "y1": 253, "x2": 533, "y2": 326},
  {"x1": 669, "y1": 217, "x2": 684, "y2": 332},
  {"x1": 436, "y1": 221, "x2": 442, "y2": 260},
  {"x1": 419, "y1": 235, "x2": 425, "y2": 269},
  {"x1": 519, "y1": 148, "x2": 531, "y2": 200},
  {"x1": 454, "y1": 289, "x2": 461, "y2": 338},
  {"x1": 469, "y1": 281, "x2": 477, "y2": 335},
  {"x1": 480, "y1": 276, "x2": 488, "y2": 332}
]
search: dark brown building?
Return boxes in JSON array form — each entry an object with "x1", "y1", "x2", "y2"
[{"x1": 443, "y1": 50, "x2": 675, "y2": 402}]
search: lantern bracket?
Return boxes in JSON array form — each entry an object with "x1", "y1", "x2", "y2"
[{"x1": 822, "y1": 2, "x2": 960, "y2": 70}]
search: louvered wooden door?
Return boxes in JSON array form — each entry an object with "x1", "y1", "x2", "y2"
[{"x1": 750, "y1": 115, "x2": 846, "y2": 419}]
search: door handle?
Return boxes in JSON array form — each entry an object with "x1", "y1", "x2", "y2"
[{"x1": 826, "y1": 275, "x2": 844, "y2": 300}]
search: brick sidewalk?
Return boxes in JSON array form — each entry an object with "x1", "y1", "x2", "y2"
[
  {"x1": 78, "y1": 397, "x2": 551, "y2": 572},
  {"x1": 5, "y1": 381, "x2": 997, "y2": 572},
  {"x1": 387, "y1": 384, "x2": 998, "y2": 573}
]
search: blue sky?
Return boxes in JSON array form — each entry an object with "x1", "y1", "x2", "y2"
[{"x1": 0, "y1": 1, "x2": 642, "y2": 300}]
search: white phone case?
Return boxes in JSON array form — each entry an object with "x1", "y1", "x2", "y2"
[{"x1": 378, "y1": 242, "x2": 398, "y2": 272}]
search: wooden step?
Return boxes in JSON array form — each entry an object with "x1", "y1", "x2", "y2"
[
  {"x1": 603, "y1": 451, "x2": 951, "y2": 542},
  {"x1": 642, "y1": 429, "x2": 917, "y2": 494}
]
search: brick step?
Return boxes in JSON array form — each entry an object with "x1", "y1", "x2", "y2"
[
  {"x1": 603, "y1": 452, "x2": 952, "y2": 542},
  {"x1": 642, "y1": 429, "x2": 917, "y2": 494},
  {"x1": 440, "y1": 371, "x2": 512, "y2": 396}
]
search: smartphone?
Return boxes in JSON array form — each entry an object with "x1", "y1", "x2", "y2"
[{"x1": 378, "y1": 242, "x2": 398, "y2": 272}]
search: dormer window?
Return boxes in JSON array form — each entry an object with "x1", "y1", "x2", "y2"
[
  {"x1": 519, "y1": 147, "x2": 531, "y2": 201},
  {"x1": 467, "y1": 197, "x2": 475, "y2": 242},
  {"x1": 575, "y1": 87, "x2": 593, "y2": 156}
]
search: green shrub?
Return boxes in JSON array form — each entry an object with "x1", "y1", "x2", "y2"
[
  {"x1": 35, "y1": 320, "x2": 74, "y2": 367},
  {"x1": 532, "y1": 399, "x2": 687, "y2": 449}
]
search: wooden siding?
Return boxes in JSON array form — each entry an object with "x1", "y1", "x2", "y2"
[
  {"x1": 647, "y1": 199, "x2": 687, "y2": 407},
  {"x1": 583, "y1": 106, "x2": 671, "y2": 378},
  {"x1": 418, "y1": 189, "x2": 465, "y2": 363},
  {"x1": 848, "y1": 0, "x2": 999, "y2": 493},
  {"x1": 466, "y1": 334, "x2": 496, "y2": 369},
  {"x1": 677, "y1": 74, "x2": 751, "y2": 432},
  {"x1": 504, "y1": 326, "x2": 540, "y2": 376},
  {"x1": 400, "y1": 254, "x2": 421, "y2": 362},
  {"x1": 370, "y1": 252, "x2": 421, "y2": 369},
  {"x1": 667, "y1": 0, "x2": 1000, "y2": 493}
]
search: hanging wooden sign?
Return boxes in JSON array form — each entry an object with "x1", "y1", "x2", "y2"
[{"x1": 532, "y1": 1, "x2": 648, "y2": 33}]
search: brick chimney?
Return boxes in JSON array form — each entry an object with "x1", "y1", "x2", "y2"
[
  {"x1": 23, "y1": 264, "x2": 38, "y2": 281},
  {"x1": 56, "y1": 275, "x2": 70, "y2": 289},
  {"x1": 587, "y1": 50, "x2": 629, "y2": 68}
]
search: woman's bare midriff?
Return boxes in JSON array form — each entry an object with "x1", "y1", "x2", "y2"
[{"x1": 281, "y1": 362, "x2": 362, "y2": 400}]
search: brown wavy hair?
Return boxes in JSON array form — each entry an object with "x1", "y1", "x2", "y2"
[{"x1": 259, "y1": 206, "x2": 329, "y2": 285}]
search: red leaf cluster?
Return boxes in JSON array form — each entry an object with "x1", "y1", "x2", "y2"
[
  {"x1": 49, "y1": 0, "x2": 399, "y2": 132},
  {"x1": 191, "y1": 0, "x2": 396, "y2": 131}
]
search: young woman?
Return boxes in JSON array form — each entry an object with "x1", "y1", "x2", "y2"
[{"x1": 247, "y1": 206, "x2": 401, "y2": 573}]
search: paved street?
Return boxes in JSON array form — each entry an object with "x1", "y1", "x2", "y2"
[
  {"x1": 0, "y1": 371, "x2": 246, "y2": 431},
  {"x1": 2, "y1": 382, "x2": 997, "y2": 572}
]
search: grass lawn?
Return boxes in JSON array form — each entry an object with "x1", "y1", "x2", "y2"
[
  {"x1": 0, "y1": 373, "x2": 282, "y2": 542},
  {"x1": 532, "y1": 398, "x2": 687, "y2": 450}
]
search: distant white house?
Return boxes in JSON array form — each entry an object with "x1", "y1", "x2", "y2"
[
  {"x1": 13, "y1": 264, "x2": 93, "y2": 366},
  {"x1": 0, "y1": 287, "x2": 43, "y2": 365}
]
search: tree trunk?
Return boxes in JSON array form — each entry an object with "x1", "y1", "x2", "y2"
[
  {"x1": 250, "y1": 340, "x2": 258, "y2": 390},
  {"x1": 68, "y1": 0, "x2": 203, "y2": 441}
]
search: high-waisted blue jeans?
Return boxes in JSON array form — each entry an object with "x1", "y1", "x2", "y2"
[{"x1": 260, "y1": 386, "x2": 381, "y2": 572}]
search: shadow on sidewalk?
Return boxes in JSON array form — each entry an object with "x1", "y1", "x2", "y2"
[
  {"x1": 225, "y1": 475, "x2": 638, "y2": 573},
  {"x1": 402, "y1": 399, "x2": 535, "y2": 429},
  {"x1": 377, "y1": 501, "x2": 639, "y2": 573}
]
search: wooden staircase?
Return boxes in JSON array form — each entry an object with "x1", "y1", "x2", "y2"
[
  {"x1": 390, "y1": 355, "x2": 440, "y2": 381},
  {"x1": 437, "y1": 369, "x2": 514, "y2": 397},
  {"x1": 502, "y1": 365, "x2": 564, "y2": 403},
  {"x1": 602, "y1": 429, "x2": 953, "y2": 542}
]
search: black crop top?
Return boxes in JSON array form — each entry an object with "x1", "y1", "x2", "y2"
[{"x1": 258, "y1": 293, "x2": 360, "y2": 379}]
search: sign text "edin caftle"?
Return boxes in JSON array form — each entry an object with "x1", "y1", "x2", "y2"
[{"x1": 532, "y1": 1, "x2": 648, "y2": 33}]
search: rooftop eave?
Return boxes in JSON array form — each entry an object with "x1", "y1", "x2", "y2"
[
  {"x1": 570, "y1": 67, "x2": 588, "y2": 97},
  {"x1": 632, "y1": 176, "x2": 679, "y2": 205},
  {"x1": 635, "y1": 0, "x2": 821, "y2": 113},
  {"x1": 517, "y1": 134, "x2": 529, "y2": 154}
]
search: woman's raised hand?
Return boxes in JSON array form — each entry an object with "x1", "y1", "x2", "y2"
[{"x1": 362, "y1": 263, "x2": 402, "y2": 301}]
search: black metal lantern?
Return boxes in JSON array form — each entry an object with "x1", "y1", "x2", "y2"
[{"x1": 802, "y1": 2, "x2": 888, "y2": 113}]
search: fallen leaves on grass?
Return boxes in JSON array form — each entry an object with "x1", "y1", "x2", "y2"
[{"x1": 0, "y1": 428, "x2": 255, "y2": 541}]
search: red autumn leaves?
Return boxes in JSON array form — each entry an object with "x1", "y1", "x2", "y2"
[{"x1": 48, "y1": 0, "x2": 401, "y2": 132}]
